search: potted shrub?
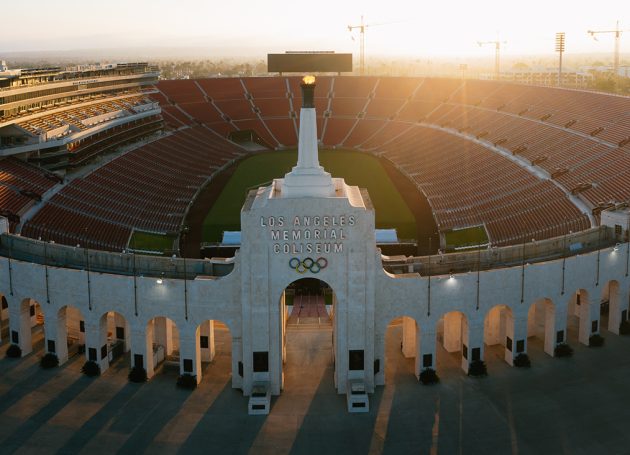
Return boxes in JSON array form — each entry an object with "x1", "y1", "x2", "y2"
[
  {"x1": 6, "y1": 344, "x2": 21, "y2": 358},
  {"x1": 128, "y1": 366, "x2": 148, "y2": 383},
  {"x1": 40, "y1": 353, "x2": 59, "y2": 369},
  {"x1": 589, "y1": 334, "x2": 605, "y2": 347},
  {"x1": 176, "y1": 374, "x2": 197, "y2": 390},
  {"x1": 419, "y1": 368, "x2": 439, "y2": 385},
  {"x1": 468, "y1": 360, "x2": 487, "y2": 377},
  {"x1": 81, "y1": 360, "x2": 101, "y2": 377},
  {"x1": 513, "y1": 353, "x2": 531, "y2": 368},
  {"x1": 554, "y1": 343, "x2": 573, "y2": 357}
]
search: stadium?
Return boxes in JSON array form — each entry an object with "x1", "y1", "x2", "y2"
[{"x1": 0, "y1": 34, "x2": 630, "y2": 452}]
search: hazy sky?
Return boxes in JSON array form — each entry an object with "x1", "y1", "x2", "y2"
[{"x1": 1, "y1": 0, "x2": 628, "y2": 58}]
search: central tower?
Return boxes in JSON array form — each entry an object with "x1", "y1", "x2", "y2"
[
  {"x1": 239, "y1": 74, "x2": 378, "y2": 399},
  {"x1": 281, "y1": 76, "x2": 336, "y2": 198}
]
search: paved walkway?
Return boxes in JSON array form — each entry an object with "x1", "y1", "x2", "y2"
[{"x1": 1, "y1": 324, "x2": 630, "y2": 454}]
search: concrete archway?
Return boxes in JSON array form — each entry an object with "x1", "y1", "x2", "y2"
[
  {"x1": 194, "y1": 319, "x2": 233, "y2": 385},
  {"x1": 384, "y1": 316, "x2": 423, "y2": 382},
  {"x1": 50, "y1": 305, "x2": 86, "y2": 364},
  {"x1": 436, "y1": 311, "x2": 475, "y2": 374},
  {"x1": 143, "y1": 316, "x2": 180, "y2": 380},
  {"x1": 277, "y1": 278, "x2": 336, "y2": 392},
  {"x1": 601, "y1": 280, "x2": 626, "y2": 334},
  {"x1": 484, "y1": 305, "x2": 515, "y2": 365},
  {"x1": 568, "y1": 289, "x2": 597, "y2": 345},
  {"x1": 9, "y1": 298, "x2": 44, "y2": 356},
  {"x1": 527, "y1": 298, "x2": 557, "y2": 356},
  {"x1": 101, "y1": 311, "x2": 131, "y2": 366}
]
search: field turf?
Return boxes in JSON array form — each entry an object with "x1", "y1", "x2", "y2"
[
  {"x1": 130, "y1": 231, "x2": 177, "y2": 253},
  {"x1": 202, "y1": 150, "x2": 416, "y2": 243},
  {"x1": 444, "y1": 225, "x2": 489, "y2": 249}
]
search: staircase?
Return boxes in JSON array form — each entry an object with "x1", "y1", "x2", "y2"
[{"x1": 286, "y1": 294, "x2": 332, "y2": 330}]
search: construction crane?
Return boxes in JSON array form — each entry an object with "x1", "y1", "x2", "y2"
[
  {"x1": 347, "y1": 16, "x2": 400, "y2": 75},
  {"x1": 477, "y1": 40, "x2": 506, "y2": 80},
  {"x1": 587, "y1": 21, "x2": 629, "y2": 77}
]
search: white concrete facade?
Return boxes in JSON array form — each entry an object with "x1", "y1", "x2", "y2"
[
  {"x1": 0, "y1": 77, "x2": 629, "y2": 405},
  {"x1": 0, "y1": 232, "x2": 628, "y2": 397}
]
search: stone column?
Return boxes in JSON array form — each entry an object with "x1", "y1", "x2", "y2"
[
  {"x1": 374, "y1": 331, "x2": 385, "y2": 386},
  {"x1": 607, "y1": 284, "x2": 625, "y2": 335},
  {"x1": 334, "y1": 294, "x2": 348, "y2": 394},
  {"x1": 84, "y1": 317, "x2": 109, "y2": 373},
  {"x1": 130, "y1": 323, "x2": 154, "y2": 379},
  {"x1": 45, "y1": 308, "x2": 68, "y2": 365},
  {"x1": 550, "y1": 305, "x2": 567, "y2": 356},
  {"x1": 231, "y1": 335, "x2": 243, "y2": 390},
  {"x1": 461, "y1": 320, "x2": 483, "y2": 374},
  {"x1": 415, "y1": 326, "x2": 436, "y2": 379},
  {"x1": 9, "y1": 299, "x2": 32, "y2": 356},
  {"x1": 578, "y1": 291, "x2": 596, "y2": 345},
  {"x1": 179, "y1": 333, "x2": 201, "y2": 384},
  {"x1": 507, "y1": 315, "x2": 528, "y2": 366},
  {"x1": 199, "y1": 320, "x2": 215, "y2": 362}
]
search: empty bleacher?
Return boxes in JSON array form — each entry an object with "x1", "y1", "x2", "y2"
[
  {"x1": 17, "y1": 94, "x2": 155, "y2": 137},
  {"x1": 152, "y1": 76, "x2": 627, "y2": 245},
  {"x1": 22, "y1": 127, "x2": 244, "y2": 251},
  {"x1": 0, "y1": 157, "x2": 60, "y2": 231},
  {"x1": 378, "y1": 126, "x2": 591, "y2": 245},
  {"x1": 19, "y1": 76, "x2": 628, "y2": 251}
]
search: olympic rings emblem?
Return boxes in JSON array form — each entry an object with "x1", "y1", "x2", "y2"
[{"x1": 289, "y1": 257, "x2": 328, "y2": 274}]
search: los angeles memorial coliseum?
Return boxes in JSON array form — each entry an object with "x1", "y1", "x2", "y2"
[{"x1": 0, "y1": 54, "x2": 629, "y2": 415}]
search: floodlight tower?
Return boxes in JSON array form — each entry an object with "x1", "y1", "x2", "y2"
[
  {"x1": 556, "y1": 32, "x2": 566, "y2": 87},
  {"x1": 478, "y1": 40, "x2": 506, "y2": 80},
  {"x1": 587, "y1": 21, "x2": 628, "y2": 77}
]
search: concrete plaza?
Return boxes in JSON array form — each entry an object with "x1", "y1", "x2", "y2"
[{"x1": 0, "y1": 321, "x2": 630, "y2": 454}]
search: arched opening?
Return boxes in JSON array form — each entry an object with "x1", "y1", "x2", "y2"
[
  {"x1": 101, "y1": 311, "x2": 130, "y2": 367},
  {"x1": 194, "y1": 320, "x2": 232, "y2": 385},
  {"x1": 527, "y1": 298, "x2": 556, "y2": 356},
  {"x1": 145, "y1": 317, "x2": 180, "y2": 380},
  {"x1": 53, "y1": 305, "x2": 86, "y2": 364},
  {"x1": 567, "y1": 289, "x2": 597, "y2": 345},
  {"x1": 384, "y1": 316, "x2": 421, "y2": 383},
  {"x1": 11, "y1": 298, "x2": 44, "y2": 355},
  {"x1": 279, "y1": 278, "x2": 335, "y2": 393},
  {"x1": 436, "y1": 311, "x2": 471, "y2": 374},
  {"x1": 483, "y1": 305, "x2": 514, "y2": 365},
  {"x1": 601, "y1": 280, "x2": 623, "y2": 333}
]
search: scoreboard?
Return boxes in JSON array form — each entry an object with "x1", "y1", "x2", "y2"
[{"x1": 267, "y1": 52, "x2": 353, "y2": 73}]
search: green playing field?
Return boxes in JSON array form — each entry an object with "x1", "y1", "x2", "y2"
[{"x1": 202, "y1": 149, "x2": 417, "y2": 243}]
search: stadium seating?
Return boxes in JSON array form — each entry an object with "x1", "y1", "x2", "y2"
[
  {"x1": 19, "y1": 76, "x2": 629, "y2": 251},
  {"x1": 0, "y1": 157, "x2": 60, "y2": 231},
  {"x1": 379, "y1": 126, "x2": 590, "y2": 244},
  {"x1": 17, "y1": 94, "x2": 155, "y2": 137},
  {"x1": 154, "y1": 76, "x2": 625, "y2": 246},
  {"x1": 22, "y1": 127, "x2": 244, "y2": 251}
]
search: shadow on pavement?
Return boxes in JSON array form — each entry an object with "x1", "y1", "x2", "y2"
[{"x1": 178, "y1": 381, "x2": 264, "y2": 455}]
